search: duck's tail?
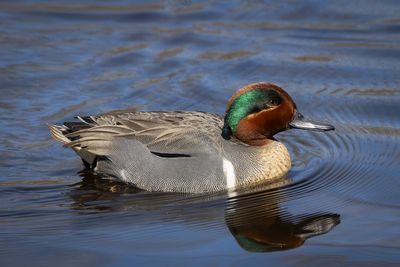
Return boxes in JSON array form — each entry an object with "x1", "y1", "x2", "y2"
[
  {"x1": 48, "y1": 121, "x2": 97, "y2": 169},
  {"x1": 49, "y1": 116, "x2": 95, "y2": 144},
  {"x1": 48, "y1": 124, "x2": 70, "y2": 144}
]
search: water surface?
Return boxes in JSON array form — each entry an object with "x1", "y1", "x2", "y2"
[{"x1": 1, "y1": 1, "x2": 400, "y2": 266}]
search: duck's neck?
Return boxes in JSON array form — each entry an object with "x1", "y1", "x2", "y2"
[
  {"x1": 235, "y1": 130, "x2": 273, "y2": 146},
  {"x1": 234, "y1": 117, "x2": 274, "y2": 146}
]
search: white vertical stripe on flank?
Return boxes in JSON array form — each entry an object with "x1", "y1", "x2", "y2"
[{"x1": 223, "y1": 157, "x2": 236, "y2": 189}]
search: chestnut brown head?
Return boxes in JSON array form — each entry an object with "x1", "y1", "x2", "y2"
[{"x1": 222, "y1": 82, "x2": 334, "y2": 145}]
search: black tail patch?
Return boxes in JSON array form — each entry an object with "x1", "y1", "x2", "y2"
[{"x1": 82, "y1": 155, "x2": 110, "y2": 170}]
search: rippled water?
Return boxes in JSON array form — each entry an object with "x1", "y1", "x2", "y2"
[{"x1": 1, "y1": 1, "x2": 400, "y2": 266}]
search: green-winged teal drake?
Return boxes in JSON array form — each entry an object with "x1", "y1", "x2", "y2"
[{"x1": 49, "y1": 82, "x2": 334, "y2": 193}]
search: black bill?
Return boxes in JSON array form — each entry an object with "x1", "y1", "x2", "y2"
[{"x1": 289, "y1": 112, "x2": 334, "y2": 131}]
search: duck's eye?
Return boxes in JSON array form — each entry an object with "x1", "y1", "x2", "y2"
[{"x1": 263, "y1": 98, "x2": 281, "y2": 108}]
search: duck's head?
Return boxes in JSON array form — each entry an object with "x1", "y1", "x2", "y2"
[{"x1": 222, "y1": 82, "x2": 334, "y2": 145}]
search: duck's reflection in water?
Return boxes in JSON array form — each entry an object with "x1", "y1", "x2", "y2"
[
  {"x1": 70, "y1": 170, "x2": 340, "y2": 252},
  {"x1": 225, "y1": 186, "x2": 340, "y2": 252}
]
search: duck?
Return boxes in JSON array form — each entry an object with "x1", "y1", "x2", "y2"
[{"x1": 49, "y1": 82, "x2": 334, "y2": 193}]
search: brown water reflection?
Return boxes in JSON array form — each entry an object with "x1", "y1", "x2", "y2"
[{"x1": 226, "y1": 192, "x2": 339, "y2": 252}]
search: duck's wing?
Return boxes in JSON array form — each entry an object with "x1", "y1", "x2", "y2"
[
  {"x1": 50, "y1": 111, "x2": 224, "y2": 157},
  {"x1": 50, "y1": 111, "x2": 229, "y2": 192}
]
